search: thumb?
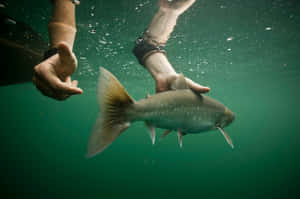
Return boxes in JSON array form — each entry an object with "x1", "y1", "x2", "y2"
[
  {"x1": 57, "y1": 42, "x2": 75, "y2": 64},
  {"x1": 56, "y1": 42, "x2": 77, "y2": 79}
]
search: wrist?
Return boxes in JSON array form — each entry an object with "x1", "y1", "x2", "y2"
[
  {"x1": 144, "y1": 53, "x2": 177, "y2": 81},
  {"x1": 48, "y1": 22, "x2": 76, "y2": 49},
  {"x1": 49, "y1": 0, "x2": 77, "y2": 49}
]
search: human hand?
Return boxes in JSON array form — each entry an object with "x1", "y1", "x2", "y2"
[
  {"x1": 155, "y1": 72, "x2": 210, "y2": 93},
  {"x1": 32, "y1": 42, "x2": 83, "y2": 100},
  {"x1": 158, "y1": 0, "x2": 196, "y2": 16}
]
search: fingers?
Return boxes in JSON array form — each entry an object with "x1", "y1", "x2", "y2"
[
  {"x1": 71, "y1": 80, "x2": 78, "y2": 87},
  {"x1": 33, "y1": 46, "x2": 82, "y2": 101},
  {"x1": 155, "y1": 73, "x2": 210, "y2": 94},
  {"x1": 54, "y1": 79, "x2": 83, "y2": 95},
  {"x1": 185, "y1": 77, "x2": 210, "y2": 93},
  {"x1": 33, "y1": 69, "x2": 83, "y2": 101},
  {"x1": 33, "y1": 73, "x2": 56, "y2": 98}
]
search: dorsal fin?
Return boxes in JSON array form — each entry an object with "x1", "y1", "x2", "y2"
[{"x1": 170, "y1": 74, "x2": 189, "y2": 90}]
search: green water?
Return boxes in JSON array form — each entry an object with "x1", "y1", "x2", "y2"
[{"x1": 1, "y1": 0, "x2": 300, "y2": 198}]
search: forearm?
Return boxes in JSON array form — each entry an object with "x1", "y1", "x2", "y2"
[
  {"x1": 145, "y1": 8, "x2": 179, "y2": 44},
  {"x1": 48, "y1": 0, "x2": 76, "y2": 49},
  {"x1": 134, "y1": 0, "x2": 195, "y2": 78},
  {"x1": 143, "y1": 9, "x2": 180, "y2": 78}
]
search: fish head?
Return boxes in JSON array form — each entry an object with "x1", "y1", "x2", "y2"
[{"x1": 217, "y1": 107, "x2": 235, "y2": 128}]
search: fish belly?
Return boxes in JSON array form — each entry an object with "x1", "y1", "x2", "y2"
[
  {"x1": 128, "y1": 90, "x2": 225, "y2": 134},
  {"x1": 143, "y1": 107, "x2": 216, "y2": 133}
]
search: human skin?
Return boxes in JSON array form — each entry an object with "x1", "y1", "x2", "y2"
[
  {"x1": 143, "y1": 0, "x2": 210, "y2": 93},
  {"x1": 32, "y1": 0, "x2": 82, "y2": 100},
  {"x1": 33, "y1": 0, "x2": 209, "y2": 100}
]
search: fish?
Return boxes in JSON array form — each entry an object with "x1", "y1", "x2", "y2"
[{"x1": 87, "y1": 67, "x2": 235, "y2": 158}]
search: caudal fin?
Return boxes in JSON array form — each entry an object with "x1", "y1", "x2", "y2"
[{"x1": 87, "y1": 67, "x2": 134, "y2": 158}]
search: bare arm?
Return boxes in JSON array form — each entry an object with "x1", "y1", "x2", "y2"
[
  {"x1": 33, "y1": 0, "x2": 82, "y2": 100},
  {"x1": 141, "y1": 0, "x2": 210, "y2": 93},
  {"x1": 48, "y1": 0, "x2": 76, "y2": 49}
]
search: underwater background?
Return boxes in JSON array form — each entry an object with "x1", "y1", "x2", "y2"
[{"x1": 1, "y1": 0, "x2": 300, "y2": 198}]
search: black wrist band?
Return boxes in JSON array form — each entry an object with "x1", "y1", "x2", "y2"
[
  {"x1": 43, "y1": 48, "x2": 58, "y2": 60},
  {"x1": 49, "y1": 0, "x2": 80, "y2": 5},
  {"x1": 133, "y1": 37, "x2": 166, "y2": 66}
]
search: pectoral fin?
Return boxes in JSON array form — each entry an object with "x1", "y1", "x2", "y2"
[
  {"x1": 217, "y1": 127, "x2": 234, "y2": 149},
  {"x1": 145, "y1": 122, "x2": 156, "y2": 145}
]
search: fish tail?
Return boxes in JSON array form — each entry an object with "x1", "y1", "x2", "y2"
[{"x1": 87, "y1": 67, "x2": 134, "y2": 158}]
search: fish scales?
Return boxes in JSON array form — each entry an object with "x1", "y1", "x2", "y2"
[
  {"x1": 126, "y1": 89, "x2": 226, "y2": 133},
  {"x1": 87, "y1": 67, "x2": 235, "y2": 157}
]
